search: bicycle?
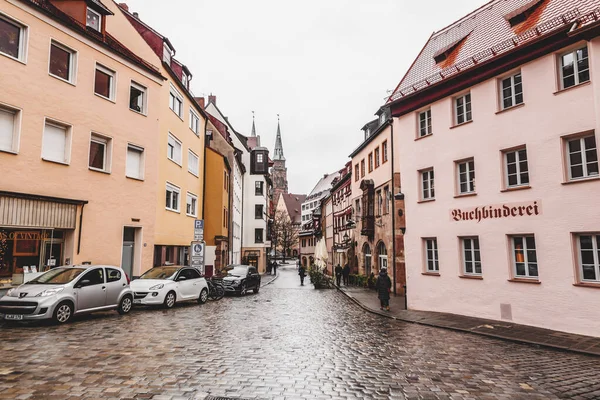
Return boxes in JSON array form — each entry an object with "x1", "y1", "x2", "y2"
[{"x1": 206, "y1": 276, "x2": 225, "y2": 301}]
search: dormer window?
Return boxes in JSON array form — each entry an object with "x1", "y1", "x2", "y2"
[
  {"x1": 505, "y1": 0, "x2": 545, "y2": 28},
  {"x1": 86, "y1": 8, "x2": 101, "y2": 31},
  {"x1": 163, "y1": 42, "x2": 171, "y2": 64},
  {"x1": 380, "y1": 112, "x2": 386, "y2": 125},
  {"x1": 181, "y1": 74, "x2": 188, "y2": 88},
  {"x1": 433, "y1": 32, "x2": 471, "y2": 64}
]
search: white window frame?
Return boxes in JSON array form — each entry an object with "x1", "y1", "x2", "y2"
[
  {"x1": 461, "y1": 237, "x2": 481, "y2": 276},
  {"x1": 169, "y1": 85, "x2": 183, "y2": 118},
  {"x1": 88, "y1": 132, "x2": 112, "y2": 173},
  {"x1": 421, "y1": 168, "x2": 435, "y2": 200},
  {"x1": 378, "y1": 243, "x2": 387, "y2": 270},
  {"x1": 48, "y1": 40, "x2": 77, "y2": 84},
  {"x1": 181, "y1": 73, "x2": 188, "y2": 88},
  {"x1": 129, "y1": 81, "x2": 147, "y2": 115},
  {"x1": 504, "y1": 147, "x2": 529, "y2": 188},
  {"x1": 0, "y1": 12, "x2": 28, "y2": 63},
  {"x1": 126, "y1": 144, "x2": 144, "y2": 180},
  {"x1": 418, "y1": 108, "x2": 432, "y2": 137},
  {"x1": 94, "y1": 63, "x2": 116, "y2": 101},
  {"x1": 163, "y1": 42, "x2": 171, "y2": 63},
  {"x1": 41, "y1": 118, "x2": 71, "y2": 165},
  {"x1": 166, "y1": 182, "x2": 180, "y2": 212},
  {"x1": 511, "y1": 235, "x2": 538, "y2": 279},
  {"x1": 189, "y1": 109, "x2": 200, "y2": 135},
  {"x1": 0, "y1": 103, "x2": 21, "y2": 154},
  {"x1": 186, "y1": 192, "x2": 198, "y2": 217},
  {"x1": 188, "y1": 149, "x2": 199, "y2": 177},
  {"x1": 86, "y1": 7, "x2": 102, "y2": 31},
  {"x1": 500, "y1": 72, "x2": 523, "y2": 110},
  {"x1": 576, "y1": 234, "x2": 600, "y2": 283},
  {"x1": 454, "y1": 92, "x2": 472, "y2": 125},
  {"x1": 424, "y1": 238, "x2": 439, "y2": 272},
  {"x1": 559, "y1": 45, "x2": 590, "y2": 90},
  {"x1": 456, "y1": 159, "x2": 475, "y2": 194},
  {"x1": 565, "y1": 134, "x2": 599, "y2": 181},
  {"x1": 167, "y1": 133, "x2": 182, "y2": 165}
]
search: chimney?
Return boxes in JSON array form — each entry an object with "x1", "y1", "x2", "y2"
[
  {"x1": 133, "y1": 11, "x2": 139, "y2": 19},
  {"x1": 119, "y1": 3, "x2": 129, "y2": 11},
  {"x1": 195, "y1": 97, "x2": 205, "y2": 109},
  {"x1": 208, "y1": 94, "x2": 216, "y2": 106}
]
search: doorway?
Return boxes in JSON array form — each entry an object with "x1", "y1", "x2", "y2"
[{"x1": 121, "y1": 227, "x2": 136, "y2": 278}]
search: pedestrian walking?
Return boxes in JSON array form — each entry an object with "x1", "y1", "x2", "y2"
[
  {"x1": 273, "y1": 261, "x2": 278, "y2": 275},
  {"x1": 342, "y1": 263, "x2": 350, "y2": 286},
  {"x1": 267, "y1": 261, "x2": 272, "y2": 275},
  {"x1": 334, "y1": 264, "x2": 343, "y2": 286},
  {"x1": 375, "y1": 268, "x2": 392, "y2": 311},
  {"x1": 298, "y1": 265, "x2": 307, "y2": 286}
]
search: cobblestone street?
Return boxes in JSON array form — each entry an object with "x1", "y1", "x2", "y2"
[{"x1": 1, "y1": 264, "x2": 600, "y2": 400}]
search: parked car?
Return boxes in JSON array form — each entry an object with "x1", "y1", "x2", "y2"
[
  {"x1": 0, "y1": 265, "x2": 133, "y2": 324},
  {"x1": 222, "y1": 265, "x2": 261, "y2": 295},
  {"x1": 130, "y1": 266, "x2": 208, "y2": 308}
]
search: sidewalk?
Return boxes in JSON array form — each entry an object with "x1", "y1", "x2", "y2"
[{"x1": 338, "y1": 284, "x2": 600, "y2": 357}]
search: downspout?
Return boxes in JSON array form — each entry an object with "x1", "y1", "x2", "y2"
[
  {"x1": 389, "y1": 120, "x2": 397, "y2": 296},
  {"x1": 77, "y1": 203, "x2": 85, "y2": 255},
  {"x1": 202, "y1": 119, "x2": 208, "y2": 220}
]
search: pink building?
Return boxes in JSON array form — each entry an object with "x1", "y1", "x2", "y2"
[{"x1": 388, "y1": 0, "x2": 600, "y2": 337}]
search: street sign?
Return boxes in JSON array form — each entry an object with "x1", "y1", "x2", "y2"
[
  {"x1": 190, "y1": 241, "x2": 205, "y2": 274},
  {"x1": 194, "y1": 219, "x2": 204, "y2": 241}
]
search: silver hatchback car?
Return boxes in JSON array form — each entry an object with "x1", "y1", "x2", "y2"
[{"x1": 0, "y1": 265, "x2": 133, "y2": 324}]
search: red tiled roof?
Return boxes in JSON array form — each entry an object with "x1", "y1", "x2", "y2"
[
  {"x1": 282, "y1": 194, "x2": 307, "y2": 224},
  {"x1": 21, "y1": 0, "x2": 163, "y2": 79},
  {"x1": 388, "y1": 0, "x2": 600, "y2": 103}
]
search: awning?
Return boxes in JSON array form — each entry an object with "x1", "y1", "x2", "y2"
[{"x1": 0, "y1": 191, "x2": 87, "y2": 229}]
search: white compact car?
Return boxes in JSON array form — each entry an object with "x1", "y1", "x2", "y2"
[{"x1": 130, "y1": 266, "x2": 209, "y2": 308}]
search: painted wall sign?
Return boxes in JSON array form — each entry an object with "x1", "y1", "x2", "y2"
[{"x1": 451, "y1": 200, "x2": 542, "y2": 223}]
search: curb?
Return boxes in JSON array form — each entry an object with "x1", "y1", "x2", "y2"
[
  {"x1": 261, "y1": 273, "x2": 279, "y2": 287},
  {"x1": 336, "y1": 286, "x2": 600, "y2": 358}
]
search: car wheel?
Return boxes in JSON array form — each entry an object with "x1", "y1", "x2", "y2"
[
  {"x1": 198, "y1": 288, "x2": 208, "y2": 304},
  {"x1": 164, "y1": 291, "x2": 176, "y2": 308},
  {"x1": 239, "y1": 283, "x2": 246, "y2": 296},
  {"x1": 117, "y1": 295, "x2": 133, "y2": 315},
  {"x1": 253, "y1": 285, "x2": 260, "y2": 294},
  {"x1": 53, "y1": 301, "x2": 73, "y2": 324}
]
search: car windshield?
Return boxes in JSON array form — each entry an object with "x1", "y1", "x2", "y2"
[
  {"x1": 29, "y1": 268, "x2": 86, "y2": 284},
  {"x1": 226, "y1": 266, "x2": 248, "y2": 277},
  {"x1": 139, "y1": 267, "x2": 178, "y2": 280}
]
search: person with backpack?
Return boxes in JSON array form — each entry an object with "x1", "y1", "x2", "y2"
[
  {"x1": 298, "y1": 265, "x2": 307, "y2": 286},
  {"x1": 375, "y1": 268, "x2": 392, "y2": 311}
]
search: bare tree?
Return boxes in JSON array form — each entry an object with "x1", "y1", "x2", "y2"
[{"x1": 271, "y1": 210, "x2": 298, "y2": 262}]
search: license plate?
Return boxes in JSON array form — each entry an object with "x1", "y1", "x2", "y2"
[
  {"x1": 5, "y1": 314, "x2": 23, "y2": 320},
  {"x1": 133, "y1": 299, "x2": 141, "y2": 304}
]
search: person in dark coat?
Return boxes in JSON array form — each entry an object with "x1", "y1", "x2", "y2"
[
  {"x1": 375, "y1": 268, "x2": 392, "y2": 311},
  {"x1": 334, "y1": 264, "x2": 343, "y2": 286},
  {"x1": 298, "y1": 265, "x2": 307, "y2": 286},
  {"x1": 342, "y1": 263, "x2": 350, "y2": 286},
  {"x1": 272, "y1": 261, "x2": 277, "y2": 275}
]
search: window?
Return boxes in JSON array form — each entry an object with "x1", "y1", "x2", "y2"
[
  {"x1": 126, "y1": 144, "x2": 144, "y2": 180},
  {"x1": 355, "y1": 199, "x2": 361, "y2": 216},
  {"x1": 181, "y1": 74, "x2": 188, "y2": 88},
  {"x1": 0, "y1": 14, "x2": 27, "y2": 61},
  {"x1": 383, "y1": 186, "x2": 389, "y2": 214},
  {"x1": 419, "y1": 109, "x2": 432, "y2": 137},
  {"x1": 500, "y1": 72, "x2": 523, "y2": 109},
  {"x1": 421, "y1": 169, "x2": 435, "y2": 200},
  {"x1": 89, "y1": 133, "x2": 111, "y2": 172},
  {"x1": 224, "y1": 172, "x2": 228, "y2": 191},
  {"x1": 255, "y1": 204, "x2": 264, "y2": 219},
  {"x1": 167, "y1": 133, "x2": 182, "y2": 165},
  {"x1": 166, "y1": 183, "x2": 180, "y2": 212},
  {"x1": 375, "y1": 147, "x2": 380, "y2": 168},
  {"x1": 86, "y1": 8, "x2": 101, "y2": 31},
  {"x1": 377, "y1": 242, "x2": 387, "y2": 270},
  {"x1": 186, "y1": 192, "x2": 197, "y2": 217},
  {"x1": 163, "y1": 43, "x2": 171, "y2": 63},
  {"x1": 461, "y1": 237, "x2": 481, "y2": 275},
  {"x1": 382, "y1": 141, "x2": 388, "y2": 162},
  {"x1": 363, "y1": 244, "x2": 372, "y2": 275},
  {"x1": 106, "y1": 268, "x2": 121, "y2": 283},
  {"x1": 255, "y1": 228, "x2": 264, "y2": 243},
  {"x1": 454, "y1": 93, "x2": 472, "y2": 125},
  {"x1": 42, "y1": 120, "x2": 70, "y2": 164},
  {"x1": 376, "y1": 190, "x2": 382, "y2": 216},
  {"x1": 560, "y1": 46, "x2": 590, "y2": 90},
  {"x1": 129, "y1": 82, "x2": 146, "y2": 114},
  {"x1": 0, "y1": 105, "x2": 19, "y2": 153},
  {"x1": 49, "y1": 41, "x2": 76, "y2": 83},
  {"x1": 169, "y1": 86, "x2": 183, "y2": 118},
  {"x1": 354, "y1": 164, "x2": 359, "y2": 182},
  {"x1": 360, "y1": 159, "x2": 365, "y2": 177},
  {"x1": 257, "y1": 153, "x2": 264, "y2": 163},
  {"x1": 577, "y1": 234, "x2": 600, "y2": 282},
  {"x1": 78, "y1": 268, "x2": 104, "y2": 286},
  {"x1": 368, "y1": 152, "x2": 373, "y2": 172},
  {"x1": 255, "y1": 181, "x2": 264, "y2": 195},
  {"x1": 566, "y1": 135, "x2": 598, "y2": 180},
  {"x1": 188, "y1": 150, "x2": 199, "y2": 176},
  {"x1": 94, "y1": 64, "x2": 115, "y2": 100},
  {"x1": 457, "y1": 159, "x2": 475, "y2": 194},
  {"x1": 189, "y1": 109, "x2": 200, "y2": 135},
  {"x1": 424, "y1": 238, "x2": 439, "y2": 272},
  {"x1": 511, "y1": 236, "x2": 537, "y2": 279}
]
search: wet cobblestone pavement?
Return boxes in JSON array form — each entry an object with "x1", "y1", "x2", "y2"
[{"x1": 1, "y1": 264, "x2": 600, "y2": 400}]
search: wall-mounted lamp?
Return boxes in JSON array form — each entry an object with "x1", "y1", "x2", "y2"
[
  {"x1": 394, "y1": 192, "x2": 405, "y2": 201},
  {"x1": 400, "y1": 227, "x2": 406, "y2": 235}
]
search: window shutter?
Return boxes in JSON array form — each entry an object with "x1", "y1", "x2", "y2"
[
  {"x1": 43, "y1": 123, "x2": 67, "y2": 162},
  {"x1": 127, "y1": 147, "x2": 142, "y2": 178},
  {"x1": 0, "y1": 109, "x2": 15, "y2": 151}
]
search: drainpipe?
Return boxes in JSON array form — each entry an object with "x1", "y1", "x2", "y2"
[
  {"x1": 202, "y1": 120, "x2": 208, "y2": 220},
  {"x1": 77, "y1": 203, "x2": 85, "y2": 255},
  {"x1": 389, "y1": 119, "x2": 397, "y2": 296}
]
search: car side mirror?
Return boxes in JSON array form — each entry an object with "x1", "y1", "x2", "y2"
[
  {"x1": 177, "y1": 276, "x2": 187, "y2": 281},
  {"x1": 76, "y1": 279, "x2": 91, "y2": 288}
]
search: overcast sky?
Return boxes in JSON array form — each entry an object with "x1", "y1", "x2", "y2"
[{"x1": 125, "y1": 0, "x2": 485, "y2": 194}]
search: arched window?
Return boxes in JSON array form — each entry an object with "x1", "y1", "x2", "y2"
[
  {"x1": 363, "y1": 243, "x2": 372, "y2": 275},
  {"x1": 377, "y1": 241, "x2": 388, "y2": 270}
]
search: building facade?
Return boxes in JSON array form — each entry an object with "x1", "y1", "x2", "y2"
[
  {"x1": 330, "y1": 162, "x2": 353, "y2": 274},
  {"x1": 275, "y1": 193, "x2": 306, "y2": 258},
  {"x1": 388, "y1": 0, "x2": 600, "y2": 336}
]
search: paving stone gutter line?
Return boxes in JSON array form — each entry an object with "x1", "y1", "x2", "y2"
[
  {"x1": 260, "y1": 272, "x2": 279, "y2": 287},
  {"x1": 336, "y1": 285, "x2": 600, "y2": 358}
]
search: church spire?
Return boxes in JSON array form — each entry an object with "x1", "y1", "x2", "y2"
[
  {"x1": 251, "y1": 111, "x2": 256, "y2": 137},
  {"x1": 273, "y1": 114, "x2": 285, "y2": 161}
]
